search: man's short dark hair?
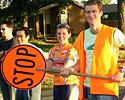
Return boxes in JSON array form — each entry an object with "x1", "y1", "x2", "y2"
[
  {"x1": 1, "y1": 20, "x2": 14, "y2": 29},
  {"x1": 84, "y1": 0, "x2": 103, "y2": 12}
]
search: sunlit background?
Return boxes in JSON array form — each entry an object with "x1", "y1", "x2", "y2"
[{"x1": 75, "y1": 0, "x2": 117, "y2": 4}]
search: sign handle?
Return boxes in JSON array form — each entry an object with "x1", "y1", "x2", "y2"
[{"x1": 36, "y1": 68, "x2": 114, "y2": 80}]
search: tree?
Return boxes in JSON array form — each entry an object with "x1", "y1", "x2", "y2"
[
  {"x1": 0, "y1": 0, "x2": 12, "y2": 9},
  {"x1": 100, "y1": 0, "x2": 111, "y2": 4},
  {"x1": 81, "y1": 0, "x2": 112, "y2": 4},
  {"x1": 0, "y1": 0, "x2": 74, "y2": 39},
  {"x1": 0, "y1": 0, "x2": 73, "y2": 24},
  {"x1": 118, "y1": 0, "x2": 125, "y2": 34}
]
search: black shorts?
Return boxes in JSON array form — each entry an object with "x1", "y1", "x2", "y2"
[{"x1": 53, "y1": 85, "x2": 78, "y2": 100}]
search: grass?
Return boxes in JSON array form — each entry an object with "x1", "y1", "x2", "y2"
[{"x1": 30, "y1": 40, "x2": 56, "y2": 52}]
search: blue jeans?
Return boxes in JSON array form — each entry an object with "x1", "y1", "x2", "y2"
[
  {"x1": 84, "y1": 86, "x2": 90, "y2": 99},
  {"x1": 15, "y1": 89, "x2": 31, "y2": 100},
  {"x1": 119, "y1": 86, "x2": 125, "y2": 100},
  {"x1": 88, "y1": 94, "x2": 118, "y2": 100},
  {"x1": 84, "y1": 86, "x2": 118, "y2": 100}
]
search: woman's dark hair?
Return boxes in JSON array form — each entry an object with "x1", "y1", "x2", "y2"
[
  {"x1": 56, "y1": 23, "x2": 72, "y2": 34},
  {"x1": 17, "y1": 27, "x2": 30, "y2": 36}
]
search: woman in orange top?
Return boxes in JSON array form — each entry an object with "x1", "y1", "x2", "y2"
[{"x1": 46, "y1": 23, "x2": 79, "y2": 100}]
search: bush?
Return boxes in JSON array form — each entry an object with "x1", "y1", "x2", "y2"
[
  {"x1": 69, "y1": 32, "x2": 77, "y2": 44},
  {"x1": 41, "y1": 74, "x2": 53, "y2": 89}
]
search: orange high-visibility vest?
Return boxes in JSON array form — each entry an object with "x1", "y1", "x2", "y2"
[
  {"x1": 74, "y1": 24, "x2": 119, "y2": 99},
  {"x1": 74, "y1": 31, "x2": 86, "y2": 100},
  {"x1": 91, "y1": 25, "x2": 119, "y2": 96}
]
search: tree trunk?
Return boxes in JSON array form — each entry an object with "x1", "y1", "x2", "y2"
[
  {"x1": 118, "y1": 0, "x2": 125, "y2": 34},
  {"x1": 35, "y1": 15, "x2": 40, "y2": 39},
  {"x1": 121, "y1": 1, "x2": 125, "y2": 34}
]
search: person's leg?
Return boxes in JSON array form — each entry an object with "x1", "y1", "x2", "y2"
[
  {"x1": 12, "y1": 87, "x2": 16, "y2": 100},
  {"x1": 96, "y1": 95, "x2": 118, "y2": 100},
  {"x1": 15, "y1": 89, "x2": 24, "y2": 100},
  {"x1": 29, "y1": 89, "x2": 32, "y2": 97},
  {"x1": 122, "y1": 95, "x2": 125, "y2": 100},
  {"x1": 0, "y1": 72, "x2": 12, "y2": 100},
  {"x1": 88, "y1": 94, "x2": 97, "y2": 100},
  {"x1": 54, "y1": 85, "x2": 78, "y2": 100},
  {"x1": 60, "y1": 85, "x2": 79, "y2": 100},
  {"x1": 23, "y1": 90, "x2": 29, "y2": 100},
  {"x1": 15, "y1": 89, "x2": 30, "y2": 100},
  {"x1": 29, "y1": 89, "x2": 32, "y2": 100},
  {"x1": 119, "y1": 86, "x2": 125, "y2": 100},
  {"x1": 31, "y1": 84, "x2": 41, "y2": 100},
  {"x1": 69, "y1": 85, "x2": 79, "y2": 100},
  {"x1": 84, "y1": 86, "x2": 90, "y2": 100},
  {"x1": 53, "y1": 85, "x2": 61, "y2": 100},
  {"x1": 61, "y1": 85, "x2": 71, "y2": 100}
]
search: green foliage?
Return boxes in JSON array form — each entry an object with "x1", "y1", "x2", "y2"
[
  {"x1": 81, "y1": 0, "x2": 112, "y2": 4},
  {"x1": 41, "y1": 74, "x2": 53, "y2": 89},
  {"x1": 55, "y1": 0, "x2": 73, "y2": 8},
  {"x1": 100, "y1": 0, "x2": 112, "y2": 4},
  {"x1": 0, "y1": 0, "x2": 12, "y2": 9},
  {"x1": 119, "y1": 50, "x2": 125, "y2": 59},
  {"x1": 81, "y1": 0, "x2": 87, "y2": 3},
  {"x1": 69, "y1": 32, "x2": 78, "y2": 44},
  {"x1": 0, "y1": 0, "x2": 54, "y2": 23},
  {"x1": 0, "y1": 0, "x2": 74, "y2": 19}
]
